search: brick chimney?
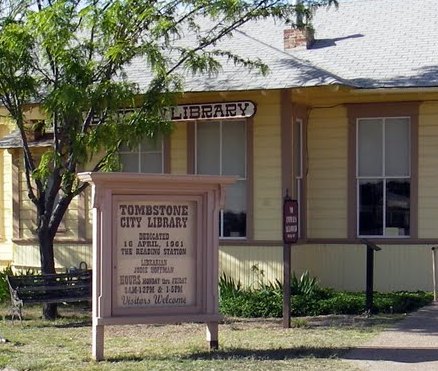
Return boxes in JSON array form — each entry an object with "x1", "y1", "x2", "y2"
[
  {"x1": 284, "y1": 0, "x2": 315, "y2": 50},
  {"x1": 283, "y1": 27, "x2": 315, "y2": 50}
]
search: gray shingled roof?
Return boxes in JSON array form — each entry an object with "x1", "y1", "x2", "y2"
[
  {"x1": 125, "y1": 0, "x2": 438, "y2": 92},
  {"x1": 294, "y1": 0, "x2": 438, "y2": 89}
]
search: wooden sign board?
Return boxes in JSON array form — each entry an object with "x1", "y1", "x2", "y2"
[
  {"x1": 283, "y1": 199, "x2": 299, "y2": 244},
  {"x1": 77, "y1": 173, "x2": 236, "y2": 361},
  {"x1": 114, "y1": 198, "x2": 198, "y2": 314}
]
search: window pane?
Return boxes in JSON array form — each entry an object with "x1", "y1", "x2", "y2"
[
  {"x1": 119, "y1": 136, "x2": 164, "y2": 174},
  {"x1": 140, "y1": 137, "x2": 162, "y2": 152},
  {"x1": 225, "y1": 180, "x2": 246, "y2": 213},
  {"x1": 197, "y1": 121, "x2": 247, "y2": 238},
  {"x1": 140, "y1": 153, "x2": 162, "y2": 173},
  {"x1": 386, "y1": 179, "x2": 410, "y2": 236},
  {"x1": 358, "y1": 119, "x2": 383, "y2": 177},
  {"x1": 223, "y1": 180, "x2": 246, "y2": 237},
  {"x1": 359, "y1": 179, "x2": 383, "y2": 235},
  {"x1": 119, "y1": 143, "x2": 130, "y2": 152},
  {"x1": 120, "y1": 153, "x2": 139, "y2": 172},
  {"x1": 222, "y1": 121, "x2": 246, "y2": 177},
  {"x1": 197, "y1": 122, "x2": 220, "y2": 175},
  {"x1": 385, "y1": 118, "x2": 410, "y2": 177}
]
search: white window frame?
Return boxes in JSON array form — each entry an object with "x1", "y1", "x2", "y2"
[
  {"x1": 119, "y1": 137, "x2": 164, "y2": 174},
  {"x1": 295, "y1": 118, "x2": 303, "y2": 239},
  {"x1": 356, "y1": 116, "x2": 411, "y2": 238}
]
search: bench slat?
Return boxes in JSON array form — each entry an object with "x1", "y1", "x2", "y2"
[{"x1": 7, "y1": 271, "x2": 92, "y2": 308}]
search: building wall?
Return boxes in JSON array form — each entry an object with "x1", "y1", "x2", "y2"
[
  {"x1": 252, "y1": 92, "x2": 282, "y2": 241},
  {"x1": 12, "y1": 243, "x2": 92, "y2": 273},
  {"x1": 418, "y1": 101, "x2": 438, "y2": 238},
  {"x1": 220, "y1": 245, "x2": 282, "y2": 287},
  {"x1": 170, "y1": 122, "x2": 187, "y2": 174},
  {"x1": 219, "y1": 95, "x2": 438, "y2": 292},
  {"x1": 2, "y1": 89, "x2": 438, "y2": 292},
  {"x1": 0, "y1": 117, "x2": 17, "y2": 264},
  {"x1": 306, "y1": 106, "x2": 348, "y2": 238},
  {"x1": 291, "y1": 244, "x2": 433, "y2": 292}
]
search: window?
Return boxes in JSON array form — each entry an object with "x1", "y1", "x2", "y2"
[
  {"x1": 196, "y1": 120, "x2": 246, "y2": 238},
  {"x1": 119, "y1": 137, "x2": 163, "y2": 173},
  {"x1": 356, "y1": 117, "x2": 410, "y2": 237}
]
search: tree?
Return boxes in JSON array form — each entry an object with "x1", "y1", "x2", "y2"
[{"x1": 0, "y1": 0, "x2": 336, "y2": 319}]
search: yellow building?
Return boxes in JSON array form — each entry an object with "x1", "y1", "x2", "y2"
[{"x1": 1, "y1": 0, "x2": 438, "y2": 292}]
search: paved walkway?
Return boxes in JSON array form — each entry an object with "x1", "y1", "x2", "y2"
[{"x1": 343, "y1": 302, "x2": 438, "y2": 370}]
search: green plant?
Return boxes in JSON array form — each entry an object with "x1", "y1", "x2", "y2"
[
  {"x1": 373, "y1": 291, "x2": 433, "y2": 313},
  {"x1": 219, "y1": 273, "x2": 242, "y2": 297},
  {"x1": 218, "y1": 271, "x2": 433, "y2": 318},
  {"x1": 317, "y1": 292, "x2": 365, "y2": 315},
  {"x1": 291, "y1": 271, "x2": 319, "y2": 296},
  {"x1": 292, "y1": 318, "x2": 309, "y2": 328},
  {"x1": 0, "y1": 265, "x2": 13, "y2": 303}
]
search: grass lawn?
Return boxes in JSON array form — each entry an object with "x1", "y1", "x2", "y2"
[{"x1": 0, "y1": 304, "x2": 403, "y2": 370}]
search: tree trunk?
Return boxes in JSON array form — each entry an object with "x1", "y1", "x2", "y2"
[{"x1": 38, "y1": 228, "x2": 58, "y2": 320}]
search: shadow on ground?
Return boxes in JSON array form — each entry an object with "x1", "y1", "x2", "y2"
[
  {"x1": 107, "y1": 346, "x2": 352, "y2": 363},
  {"x1": 344, "y1": 347, "x2": 438, "y2": 364}
]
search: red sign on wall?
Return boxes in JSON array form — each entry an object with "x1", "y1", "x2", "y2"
[{"x1": 283, "y1": 199, "x2": 298, "y2": 244}]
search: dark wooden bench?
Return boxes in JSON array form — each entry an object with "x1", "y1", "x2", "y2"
[{"x1": 6, "y1": 270, "x2": 92, "y2": 321}]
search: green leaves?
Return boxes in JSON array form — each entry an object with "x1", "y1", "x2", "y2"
[{"x1": 0, "y1": 0, "x2": 339, "y2": 269}]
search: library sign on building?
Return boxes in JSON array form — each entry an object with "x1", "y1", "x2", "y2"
[{"x1": 78, "y1": 172, "x2": 236, "y2": 361}]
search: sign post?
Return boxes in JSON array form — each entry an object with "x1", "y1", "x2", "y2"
[
  {"x1": 282, "y1": 191, "x2": 298, "y2": 328},
  {"x1": 77, "y1": 173, "x2": 236, "y2": 361}
]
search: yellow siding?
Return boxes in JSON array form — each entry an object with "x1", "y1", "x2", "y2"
[
  {"x1": 220, "y1": 245, "x2": 283, "y2": 287},
  {"x1": 293, "y1": 244, "x2": 434, "y2": 292},
  {"x1": 12, "y1": 243, "x2": 92, "y2": 273},
  {"x1": 307, "y1": 107, "x2": 348, "y2": 238},
  {"x1": 253, "y1": 92, "x2": 282, "y2": 240},
  {"x1": 0, "y1": 149, "x2": 13, "y2": 261},
  {"x1": 15, "y1": 149, "x2": 80, "y2": 240},
  {"x1": 170, "y1": 122, "x2": 187, "y2": 174},
  {"x1": 418, "y1": 102, "x2": 438, "y2": 238},
  {"x1": 220, "y1": 243, "x2": 434, "y2": 292},
  {"x1": 0, "y1": 117, "x2": 19, "y2": 263},
  {"x1": 83, "y1": 189, "x2": 93, "y2": 240}
]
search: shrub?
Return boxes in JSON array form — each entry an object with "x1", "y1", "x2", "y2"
[
  {"x1": 291, "y1": 271, "x2": 319, "y2": 296},
  {"x1": 218, "y1": 272, "x2": 433, "y2": 318},
  {"x1": 316, "y1": 292, "x2": 365, "y2": 315},
  {"x1": 219, "y1": 273, "x2": 242, "y2": 298},
  {"x1": 0, "y1": 265, "x2": 13, "y2": 303},
  {"x1": 373, "y1": 291, "x2": 433, "y2": 313},
  {"x1": 219, "y1": 273, "x2": 283, "y2": 317}
]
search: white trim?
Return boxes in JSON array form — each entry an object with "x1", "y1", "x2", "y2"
[
  {"x1": 119, "y1": 137, "x2": 164, "y2": 174},
  {"x1": 296, "y1": 118, "x2": 303, "y2": 179},
  {"x1": 295, "y1": 118, "x2": 303, "y2": 238}
]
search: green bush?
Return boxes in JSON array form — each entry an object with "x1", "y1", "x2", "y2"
[
  {"x1": 373, "y1": 291, "x2": 433, "y2": 313},
  {"x1": 0, "y1": 265, "x2": 13, "y2": 303},
  {"x1": 317, "y1": 292, "x2": 365, "y2": 315},
  {"x1": 218, "y1": 272, "x2": 433, "y2": 318},
  {"x1": 291, "y1": 271, "x2": 319, "y2": 296}
]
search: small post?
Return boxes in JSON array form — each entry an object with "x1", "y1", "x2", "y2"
[
  {"x1": 283, "y1": 190, "x2": 298, "y2": 328},
  {"x1": 365, "y1": 246, "x2": 374, "y2": 313},
  {"x1": 92, "y1": 322, "x2": 104, "y2": 361},
  {"x1": 206, "y1": 322, "x2": 218, "y2": 350},
  {"x1": 362, "y1": 239, "x2": 381, "y2": 314},
  {"x1": 432, "y1": 247, "x2": 438, "y2": 301},
  {"x1": 283, "y1": 242, "x2": 291, "y2": 328}
]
